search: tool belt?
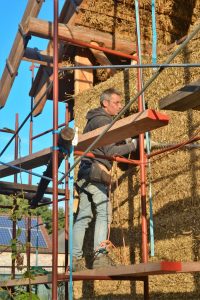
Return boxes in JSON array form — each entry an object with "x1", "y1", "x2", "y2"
[{"x1": 89, "y1": 162, "x2": 111, "y2": 186}]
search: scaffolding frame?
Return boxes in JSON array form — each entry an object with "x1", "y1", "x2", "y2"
[{"x1": 0, "y1": 1, "x2": 200, "y2": 299}]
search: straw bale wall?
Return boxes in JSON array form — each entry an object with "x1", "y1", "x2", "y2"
[
  {"x1": 72, "y1": 13, "x2": 200, "y2": 300},
  {"x1": 76, "y1": 0, "x2": 200, "y2": 48}
]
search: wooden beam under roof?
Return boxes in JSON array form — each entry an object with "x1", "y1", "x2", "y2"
[
  {"x1": 159, "y1": 79, "x2": 200, "y2": 111},
  {"x1": 0, "y1": 0, "x2": 44, "y2": 108},
  {"x1": 24, "y1": 17, "x2": 135, "y2": 55},
  {"x1": 0, "y1": 109, "x2": 169, "y2": 178}
]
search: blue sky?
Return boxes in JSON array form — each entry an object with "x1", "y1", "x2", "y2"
[{"x1": 0, "y1": 1, "x2": 66, "y2": 192}]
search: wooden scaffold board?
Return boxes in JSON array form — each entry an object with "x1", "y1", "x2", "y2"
[
  {"x1": 159, "y1": 79, "x2": 200, "y2": 111},
  {"x1": 0, "y1": 181, "x2": 65, "y2": 195},
  {"x1": 0, "y1": 109, "x2": 169, "y2": 178},
  {"x1": 0, "y1": 261, "x2": 200, "y2": 287}
]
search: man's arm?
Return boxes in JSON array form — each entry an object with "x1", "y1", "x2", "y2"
[{"x1": 102, "y1": 140, "x2": 138, "y2": 157}]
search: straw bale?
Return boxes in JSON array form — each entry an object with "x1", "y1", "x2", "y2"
[
  {"x1": 73, "y1": 13, "x2": 200, "y2": 300},
  {"x1": 76, "y1": 0, "x2": 200, "y2": 49}
]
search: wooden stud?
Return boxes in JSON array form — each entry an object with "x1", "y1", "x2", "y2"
[{"x1": 74, "y1": 54, "x2": 93, "y2": 94}]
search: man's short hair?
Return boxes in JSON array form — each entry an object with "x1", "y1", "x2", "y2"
[{"x1": 100, "y1": 88, "x2": 121, "y2": 106}]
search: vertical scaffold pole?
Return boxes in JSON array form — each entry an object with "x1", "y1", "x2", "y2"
[
  {"x1": 52, "y1": 0, "x2": 59, "y2": 299},
  {"x1": 135, "y1": 1, "x2": 149, "y2": 298},
  {"x1": 65, "y1": 104, "x2": 69, "y2": 300},
  {"x1": 11, "y1": 113, "x2": 19, "y2": 282}
]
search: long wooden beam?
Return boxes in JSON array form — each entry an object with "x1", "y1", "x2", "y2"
[
  {"x1": 76, "y1": 109, "x2": 169, "y2": 151},
  {"x1": 0, "y1": 0, "x2": 44, "y2": 108},
  {"x1": 24, "y1": 17, "x2": 135, "y2": 55},
  {"x1": 0, "y1": 109, "x2": 169, "y2": 178},
  {"x1": 0, "y1": 181, "x2": 65, "y2": 195},
  {"x1": 159, "y1": 79, "x2": 200, "y2": 111},
  {"x1": 70, "y1": 261, "x2": 200, "y2": 279},
  {"x1": 0, "y1": 261, "x2": 200, "y2": 287},
  {"x1": 0, "y1": 148, "x2": 51, "y2": 178}
]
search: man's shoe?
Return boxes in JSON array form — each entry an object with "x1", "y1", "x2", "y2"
[
  {"x1": 72, "y1": 257, "x2": 87, "y2": 272},
  {"x1": 92, "y1": 253, "x2": 116, "y2": 269}
]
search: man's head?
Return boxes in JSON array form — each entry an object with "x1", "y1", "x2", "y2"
[{"x1": 100, "y1": 88, "x2": 122, "y2": 116}]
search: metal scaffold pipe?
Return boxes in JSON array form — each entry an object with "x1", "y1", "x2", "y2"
[
  {"x1": 52, "y1": 0, "x2": 59, "y2": 299},
  {"x1": 60, "y1": 63, "x2": 200, "y2": 71}
]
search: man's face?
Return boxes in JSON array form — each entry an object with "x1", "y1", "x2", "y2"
[{"x1": 103, "y1": 93, "x2": 122, "y2": 116}]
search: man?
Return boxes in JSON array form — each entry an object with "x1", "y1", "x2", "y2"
[{"x1": 72, "y1": 88, "x2": 138, "y2": 271}]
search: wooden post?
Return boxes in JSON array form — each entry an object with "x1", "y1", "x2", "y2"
[{"x1": 74, "y1": 54, "x2": 93, "y2": 94}]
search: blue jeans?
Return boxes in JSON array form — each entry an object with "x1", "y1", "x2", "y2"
[{"x1": 73, "y1": 179, "x2": 110, "y2": 258}]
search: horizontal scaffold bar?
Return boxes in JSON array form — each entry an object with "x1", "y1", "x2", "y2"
[{"x1": 60, "y1": 63, "x2": 200, "y2": 71}]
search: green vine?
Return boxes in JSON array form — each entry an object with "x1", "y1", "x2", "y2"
[{"x1": 9, "y1": 195, "x2": 30, "y2": 271}]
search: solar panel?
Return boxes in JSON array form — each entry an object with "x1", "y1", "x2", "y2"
[
  {"x1": 0, "y1": 216, "x2": 48, "y2": 248},
  {"x1": 0, "y1": 228, "x2": 11, "y2": 245},
  {"x1": 18, "y1": 230, "x2": 26, "y2": 244},
  {"x1": 0, "y1": 216, "x2": 12, "y2": 227},
  {"x1": 31, "y1": 231, "x2": 47, "y2": 248},
  {"x1": 17, "y1": 219, "x2": 26, "y2": 228},
  {"x1": 31, "y1": 219, "x2": 38, "y2": 228}
]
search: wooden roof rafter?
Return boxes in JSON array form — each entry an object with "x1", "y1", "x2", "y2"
[
  {"x1": 0, "y1": 0, "x2": 44, "y2": 108},
  {"x1": 0, "y1": 0, "x2": 84, "y2": 110},
  {"x1": 29, "y1": 0, "x2": 85, "y2": 116}
]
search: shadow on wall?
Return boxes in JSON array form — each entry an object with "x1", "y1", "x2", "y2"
[{"x1": 170, "y1": 0, "x2": 197, "y2": 42}]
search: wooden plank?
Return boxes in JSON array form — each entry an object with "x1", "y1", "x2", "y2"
[
  {"x1": 74, "y1": 55, "x2": 93, "y2": 94},
  {"x1": 0, "y1": 181, "x2": 65, "y2": 195},
  {"x1": 0, "y1": 274, "x2": 53, "y2": 288},
  {"x1": 0, "y1": 148, "x2": 52, "y2": 178},
  {"x1": 159, "y1": 79, "x2": 200, "y2": 111},
  {"x1": 0, "y1": 0, "x2": 43, "y2": 108},
  {"x1": 0, "y1": 109, "x2": 169, "y2": 178},
  {"x1": 24, "y1": 17, "x2": 135, "y2": 55},
  {"x1": 1, "y1": 261, "x2": 200, "y2": 287},
  {"x1": 69, "y1": 261, "x2": 200, "y2": 280},
  {"x1": 76, "y1": 109, "x2": 169, "y2": 151}
]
